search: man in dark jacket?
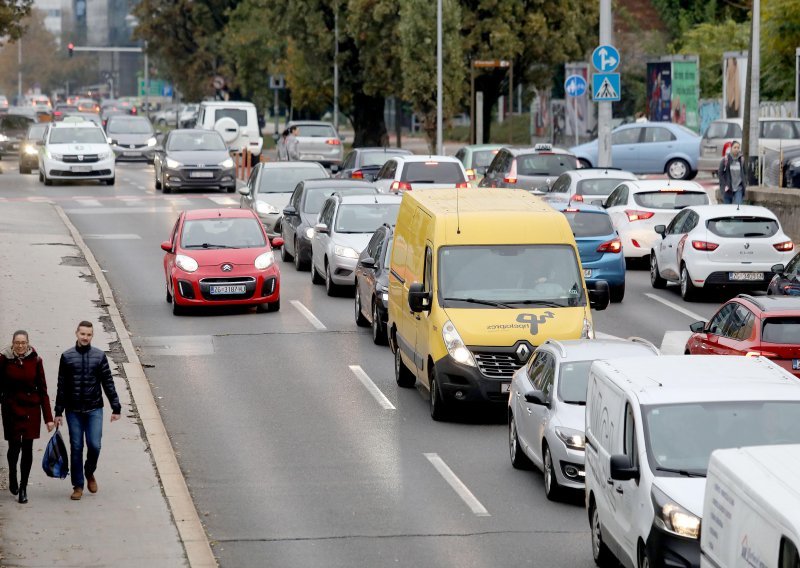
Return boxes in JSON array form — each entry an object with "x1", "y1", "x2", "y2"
[
  {"x1": 53, "y1": 321, "x2": 121, "y2": 501},
  {"x1": 718, "y1": 141, "x2": 746, "y2": 205}
]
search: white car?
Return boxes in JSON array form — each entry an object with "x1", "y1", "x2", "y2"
[
  {"x1": 650, "y1": 204, "x2": 795, "y2": 300},
  {"x1": 372, "y1": 155, "x2": 468, "y2": 193},
  {"x1": 39, "y1": 121, "x2": 115, "y2": 186},
  {"x1": 542, "y1": 167, "x2": 638, "y2": 205},
  {"x1": 604, "y1": 179, "x2": 710, "y2": 260},
  {"x1": 196, "y1": 100, "x2": 263, "y2": 158}
]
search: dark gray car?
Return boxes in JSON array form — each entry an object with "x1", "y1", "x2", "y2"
[
  {"x1": 479, "y1": 144, "x2": 579, "y2": 192},
  {"x1": 105, "y1": 115, "x2": 157, "y2": 162},
  {"x1": 153, "y1": 129, "x2": 236, "y2": 193}
]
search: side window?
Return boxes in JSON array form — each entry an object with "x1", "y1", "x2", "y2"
[
  {"x1": 667, "y1": 210, "x2": 689, "y2": 234},
  {"x1": 723, "y1": 305, "x2": 755, "y2": 340},
  {"x1": 319, "y1": 202, "x2": 333, "y2": 226},
  {"x1": 247, "y1": 165, "x2": 259, "y2": 193},
  {"x1": 550, "y1": 174, "x2": 570, "y2": 193},
  {"x1": 169, "y1": 218, "x2": 180, "y2": 247},
  {"x1": 539, "y1": 354, "x2": 555, "y2": 401},
  {"x1": 367, "y1": 231, "x2": 384, "y2": 259},
  {"x1": 528, "y1": 352, "x2": 547, "y2": 390},
  {"x1": 779, "y1": 537, "x2": 800, "y2": 568},
  {"x1": 708, "y1": 303, "x2": 736, "y2": 335},
  {"x1": 455, "y1": 149, "x2": 466, "y2": 165},
  {"x1": 612, "y1": 128, "x2": 641, "y2": 145},
  {"x1": 785, "y1": 253, "x2": 800, "y2": 279},
  {"x1": 623, "y1": 403, "x2": 637, "y2": 466},
  {"x1": 684, "y1": 211, "x2": 699, "y2": 233},
  {"x1": 423, "y1": 246, "x2": 433, "y2": 294},
  {"x1": 643, "y1": 127, "x2": 676, "y2": 143},
  {"x1": 487, "y1": 151, "x2": 506, "y2": 174},
  {"x1": 290, "y1": 184, "x2": 302, "y2": 208},
  {"x1": 375, "y1": 162, "x2": 390, "y2": 180},
  {"x1": 605, "y1": 187, "x2": 621, "y2": 207}
]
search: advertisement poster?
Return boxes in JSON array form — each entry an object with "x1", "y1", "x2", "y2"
[
  {"x1": 671, "y1": 60, "x2": 699, "y2": 131},
  {"x1": 647, "y1": 62, "x2": 672, "y2": 122},
  {"x1": 722, "y1": 52, "x2": 747, "y2": 119},
  {"x1": 564, "y1": 62, "x2": 591, "y2": 141}
]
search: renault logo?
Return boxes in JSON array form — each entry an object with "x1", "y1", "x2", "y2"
[
  {"x1": 515, "y1": 344, "x2": 531, "y2": 362},
  {"x1": 744, "y1": 243, "x2": 750, "y2": 249},
  {"x1": 221, "y1": 264, "x2": 232, "y2": 272}
]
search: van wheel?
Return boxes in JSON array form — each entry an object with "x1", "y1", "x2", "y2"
[
  {"x1": 354, "y1": 288, "x2": 369, "y2": 327},
  {"x1": 590, "y1": 500, "x2": 614, "y2": 567},
  {"x1": 394, "y1": 348, "x2": 415, "y2": 388},
  {"x1": 543, "y1": 443, "x2": 562, "y2": 501},
  {"x1": 680, "y1": 264, "x2": 699, "y2": 301},
  {"x1": 429, "y1": 369, "x2": 449, "y2": 422},
  {"x1": 509, "y1": 414, "x2": 533, "y2": 470},
  {"x1": 650, "y1": 254, "x2": 667, "y2": 289}
]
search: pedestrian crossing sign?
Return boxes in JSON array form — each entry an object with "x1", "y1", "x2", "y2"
[{"x1": 592, "y1": 73, "x2": 621, "y2": 102}]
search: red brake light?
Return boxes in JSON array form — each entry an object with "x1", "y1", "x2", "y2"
[
  {"x1": 597, "y1": 238, "x2": 622, "y2": 253},
  {"x1": 692, "y1": 240, "x2": 719, "y2": 251},
  {"x1": 54, "y1": 111, "x2": 62, "y2": 117},
  {"x1": 625, "y1": 209, "x2": 655, "y2": 222},
  {"x1": 130, "y1": 107, "x2": 137, "y2": 114},
  {"x1": 352, "y1": 170, "x2": 364, "y2": 179},
  {"x1": 774, "y1": 241, "x2": 794, "y2": 252},
  {"x1": 746, "y1": 350, "x2": 779, "y2": 358},
  {"x1": 391, "y1": 181, "x2": 412, "y2": 191},
  {"x1": 504, "y1": 159, "x2": 518, "y2": 184},
  {"x1": 570, "y1": 194, "x2": 584, "y2": 202},
  {"x1": 325, "y1": 138, "x2": 341, "y2": 145},
  {"x1": 456, "y1": 182, "x2": 469, "y2": 188},
  {"x1": 564, "y1": 208, "x2": 580, "y2": 213}
]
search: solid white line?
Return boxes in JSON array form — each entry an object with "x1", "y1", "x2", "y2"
[
  {"x1": 290, "y1": 300, "x2": 327, "y2": 330},
  {"x1": 645, "y1": 293, "x2": 706, "y2": 322},
  {"x1": 424, "y1": 453, "x2": 490, "y2": 517},
  {"x1": 74, "y1": 198, "x2": 103, "y2": 207},
  {"x1": 83, "y1": 233, "x2": 142, "y2": 240},
  {"x1": 348, "y1": 365, "x2": 395, "y2": 410},
  {"x1": 206, "y1": 196, "x2": 238, "y2": 206}
]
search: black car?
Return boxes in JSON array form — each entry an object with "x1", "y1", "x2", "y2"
[
  {"x1": 153, "y1": 129, "x2": 236, "y2": 193},
  {"x1": 478, "y1": 144, "x2": 579, "y2": 192},
  {"x1": 18, "y1": 123, "x2": 47, "y2": 174},
  {"x1": 334, "y1": 147, "x2": 412, "y2": 181},
  {"x1": 768, "y1": 251, "x2": 800, "y2": 296},
  {"x1": 280, "y1": 179, "x2": 377, "y2": 270},
  {"x1": 0, "y1": 113, "x2": 35, "y2": 158},
  {"x1": 354, "y1": 224, "x2": 393, "y2": 345}
]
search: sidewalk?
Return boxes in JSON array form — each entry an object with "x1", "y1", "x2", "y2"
[{"x1": 0, "y1": 203, "x2": 209, "y2": 567}]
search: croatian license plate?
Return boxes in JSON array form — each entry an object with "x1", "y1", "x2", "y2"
[
  {"x1": 123, "y1": 151, "x2": 140, "y2": 156},
  {"x1": 71, "y1": 166, "x2": 92, "y2": 173},
  {"x1": 190, "y1": 171, "x2": 214, "y2": 178},
  {"x1": 793, "y1": 359, "x2": 800, "y2": 371},
  {"x1": 729, "y1": 272, "x2": 763, "y2": 281},
  {"x1": 501, "y1": 383, "x2": 511, "y2": 393},
  {"x1": 210, "y1": 285, "x2": 246, "y2": 295},
  {"x1": 583, "y1": 269, "x2": 592, "y2": 278}
]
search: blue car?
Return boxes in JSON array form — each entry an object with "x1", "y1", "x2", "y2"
[
  {"x1": 569, "y1": 121, "x2": 701, "y2": 180},
  {"x1": 554, "y1": 203, "x2": 626, "y2": 303}
]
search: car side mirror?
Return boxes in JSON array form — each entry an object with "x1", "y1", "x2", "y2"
[
  {"x1": 524, "y1": 390, "x2": 548, "y2": 406},
  {"x1": 654, "y1": 225, "x2": 666, "y2": 237},
  {"x1": 270, "y1": 236, "x2": 284, "y2": 249},
  {"x1": 610, "y1": 454, "x2": 639, "y2": 482},
  {"x1": 330, "y1": 164, "x2": 340, "y2": 174},
  {"x1": 587, "y1": 280, "x2": 610, "y2": 311},
  {"x1": 283, "y1": 205, "x2": 298, "y2": 217},
  {"x1": 689, "y1": 321, "x2": 707, "y2": 333},
  {"x1": 237, "y1": 186, "x2": 250, "y2": 196},
  {"x1": 772, "y1": 263, "x2": 785, "y2": 275},
  {"x1": 314, "y1": 223, "x2": 329, "y2": 235},
  {"x1": 160, "y1": 241, "x2": 172, "y2": 252},
  {"x1": 360, "y1": 257, "x2": 376, "y2": 269},
  {"x1": 408, "y1": 282, "x2": 431, "y2": 313}
]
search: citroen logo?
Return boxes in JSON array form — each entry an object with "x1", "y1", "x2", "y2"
[
  {"x1": 221, "y1": 263, "x2": 232, "y2": 272},
  {"x1": 515, "y1": 343, "x2": 531, "y2": 362}
]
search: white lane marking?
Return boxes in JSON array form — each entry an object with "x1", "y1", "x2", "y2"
[
  {"x1": 27, "y1": 196, "x2": 54, "y2": 203},
  {"x1": 136, "y1": 335, "x2": 214, "y2": 356},
  {"x1": 63, "y1": 206, "x2": 175, "y2": 214},
  {"x1": 424, "y1": 453, "x2": 490, "y2": 517},
  {"x1": 644, "y1": 293, "x2": 706, "y2": 322},
  {"x1": 166, "y1": 198, "x2": 192, "y2": 208},
  {"x1": 73, "y1": 198, "x2": 103, "y2": 207},
  {"x1": 348, "y1": 365, "x2": 395, "y2": 410},
  {"x1": 206, "y1": 196, "x2": 238, "y2": 206},
  {"x1": 595, "y1": 331, "x2": 622, "y2": 340},
  {"x1": 83, "y1": 233, "x2": 142, "y2": 240},
  {"x1": 290, "y1": 300, "x2": 327, "y2": 330},
  {"x1": 660, "y1": 331, "x2": 693, "y2": 355}
]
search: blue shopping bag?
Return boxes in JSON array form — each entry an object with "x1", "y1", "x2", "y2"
[{"x1": 41, "y1": 427, "x2": 69, "y2": 479}]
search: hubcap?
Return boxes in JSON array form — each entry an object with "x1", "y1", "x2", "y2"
[
  {"x1": 544, "y1": 448, "x2": 552, "y2": 492},
  {"x1": 592, "y1": 508, "x2": 602, "y2": 559},
  {"x1": 650, "y1": 257, "x2": 658, "y2": 282},
  {"x1": 681, "y1": 269, "x2": 688, "y2": 296},
  {"x1": 509, "y1": 419, "x2": 517, "y2": 461},
  {"x1": 355, "y1": 290, "x2": 360, "y2": 319},
  {"x1": 670, "y1": 161, "x2": 686, "y2": 178},
  {"x1": 326, "y1": 266, "x2": 331, "y2": 289},
  {"x1": 372, "y1": 304, "x2": 379, "y2": 339}
]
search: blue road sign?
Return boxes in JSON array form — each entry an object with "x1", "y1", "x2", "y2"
[
  {"x1": 564, "y1": 74, "x2": 587, "y2": 98},
  {"x1": 162, "y1": 84, "x2": 173, "y2": 98},
  {"x1": 592, "y1": 73, "x2": 621, "y2": 102},
  {"x1": 592, "y1": 45, "x2": 620, "y2": 73}
]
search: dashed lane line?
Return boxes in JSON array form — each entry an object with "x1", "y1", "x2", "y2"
[
  {"x1": 348, "y1": 365, "x2": 395, "y2": 410},
  {"x1": 644, "y1": 293, "x2": 706, "y2": 322},
  {"x1": 424, "y1": 453, "x2": 491, "y2": 517},
  {"x1": 290, "y1": 300, "x2": 327, "y2": 330}
]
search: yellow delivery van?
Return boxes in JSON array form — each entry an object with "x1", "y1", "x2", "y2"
[{"x1": 388, "y1": 188, "x2": 609, "y2": 420}]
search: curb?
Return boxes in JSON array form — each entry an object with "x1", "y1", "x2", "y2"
[{"x1": 54, "y1": 205, "x2": 217, "y2": 568}]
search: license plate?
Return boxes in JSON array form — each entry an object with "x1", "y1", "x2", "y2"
[
  {"x1": 793, "y1": 359, "x2": 800, "y2": 371},
  {"x1": 501, "y1": 383, "x2": 511, "y2": 393},
  {"x1": 307, "y1": 155, "x2": 325, "y2": 160},
  {"x1": 209, "y1": 285, "x2": 246, "y2": 295},
  {"x1": 71, "y1": 166, "x2": 92, "y2": 173},
  {"x1": 729, "y1": 272, "x2": 763, "y2": 281},
  {"x1": 123, "y1": 151, "x2": 140, "y2": 156},
  {"x1": 11, "y1": 143, "x2": 18, "y2": 150},
  {"x1": 583, "y1": 269, "x2": 592, "y2": 278},
  {"x1": 190, "y1": 171, "x2": 214, "y2": 178}
]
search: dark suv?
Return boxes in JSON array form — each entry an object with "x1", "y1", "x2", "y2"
[
  {"x1": 478, "y1": 144, "x2": 578, "y2": 192},
  {"x1": 0, "y1": 114, "x2": 36, "y2": 158}
]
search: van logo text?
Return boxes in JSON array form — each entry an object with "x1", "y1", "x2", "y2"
[{"x1": 516, "y1": 311, "x2": 555, "y2": 335}]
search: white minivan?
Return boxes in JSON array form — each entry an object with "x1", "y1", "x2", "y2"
[
  {"x1": 585, "y1": 355, "x2": 800, "y2": 568},
  {"x1": 701, "y1": 445, "x2": 800, "y2": 568}
]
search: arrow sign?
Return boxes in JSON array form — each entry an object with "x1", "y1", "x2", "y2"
[
  {"x1": 592, "y1": 45, "x2": 620, "y2": 73},
  {"x1": 564, "y1": 74, "x2": 587, "y2": 98}
]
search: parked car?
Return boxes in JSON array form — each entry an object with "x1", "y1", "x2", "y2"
[
  {"x1": 105, "y1": 115, "x2": 157, "y2": 162},
  {"x1": 454, "y1": 144, "x2": 503, "y2": 186},
  {"x1": 354, "y1": 223, "x2": 394, "y2": 345},
  {"x1": 372, "y1": 155, "x2": 468, "y2": 193},
  {"x1": 698, "y1": 117, "x2": 800, "y2": 173},
  {"x1": 38, "y1": 121, "x2": 115, "y2": 186},
  {"x1": 685, "y1": 294, "x2": 800, "y2": 378},
  {"x1": 650, "y1": 204, "x2": 794, "y2": 300},
  {"x1": 479, "y1": 144, "x2": 578, "y2": 192},
  {"x1": 153, "y1": 129, "x2": 235, "y2": 193},
  {"x1": 161, "y1": 208, "x2": 282, "y2": 315},
  {"x1": 335, "y1": 147, "x2": 412, "y2": 181},
  {"x1": 18, "y1": 123, "x2": 47, "y2": 174},
  {"x1": 197, "y1": 100, "x2": 264, "y2": 158},
  {"x1": 284, "y1": 120, "x2": 343, "y2": 168},
  {"x1": 0, "y1": 113, "x2": 35, "y2": 157},
  {"x1": 542, "y1": 167, "x2": 638, "y2": 205},
  {"x1": 571, "y1": 121, "x2": 701, "y2": 180},
  {"x1": 768, "y1": 250, "x2": 800, "y2": 296}
]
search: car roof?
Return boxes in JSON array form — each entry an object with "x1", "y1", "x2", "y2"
[
  {"x1": 550, "y1": 202, "x2": 609, "y2": 214},
  {"x1": 502, "y1": 145, "x2": 574, "y2": 156},
  {"x1": 566, "y1": 168, "x2": 638, "y2": 181},
  {"x1": 396, "y1": 155, "x2": 461, "y2": 163},
  {"x1": 626, "y1": 179, "x2": 705, "y2": 192},
  {"x1": 685, "y1": 204, "x2": 777, "y2": 219},
  {"x1": 287, "y1": 120, "x2": 335, "y2": 127},
  {"x1": 734, "y1": 294, "x2": 800, "y2": 314},
  {"x1": 200, "y1": 101, "x2": 256, "y2": 108},
  {"x1": 354, "y1": 147, "x2": 412, "y2": 154},
  {"x1": 460, "y1": 144, "x2": 505, "y2": 151},
  {"x1": 335, "y1": 194, "x2": 402, "y2": 205},
  {"x1": 302, "y1": 179, "x2": 375, "y2": 188},
  {"x1": 50, "y1": 121, "x2": 101, "y2": 129},
  {"x1": 594, "y1": 355, "x2": 800, "y2": 405},
  {"x1": 259, "y1": 161, "x2": 327, "y2": 170},
  {"x1": 541, "y1": 338, "x2": 660, "y2": 361},
  {"x1": 183, "y1": 208, "x2": 257, "y2": 221}
]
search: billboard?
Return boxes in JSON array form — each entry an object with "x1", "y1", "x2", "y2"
[
  {"x1": 672, "y1": 59, "x2": 699, "y2": 131},
  {"x1": 722, "y1": 51, "x2": 747, "y2": 119},
  {"x1": 646, "y1": 61, "x2": 672, "y2": 122}
]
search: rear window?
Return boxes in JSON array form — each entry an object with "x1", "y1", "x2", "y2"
[
  {"x1": 562, "y1": 211, "x2": 615, "y2": 237},
  {"x1": 215, "y1": 108, "x2": 248, "y2": 126},
  {"x1": 401, "y1": 162, "x2": 465, "y2": 183},
  {"x1": 334, "y1": 203, "x2": 401, "y2": 233},
  {"x1": 577, "y1": 178, "x2": 628, "y2": 196},
  {"x1": 258, "y1": 165, "x2": 325, "y2": 194},
  {"x1": 706, "y1": 217, "x2": 779, "y2": 238},
  {"x1": 360, "y1": 150, "x2": 408, "y2": 168},
  {"x1": 632, "y1": 190, "x2": 709, "y2": 209},
  {"x1": 762, "y1": 317, "x2": 800, "y2": 344},
  {"x1": 760, "y1": 121, "x2": 800, "y2": 140},
  {"x1": 516, "y1": 153, "x2": 577, "y2": 176},
  {"x1": 1, "y1": 115, "x2": 33, "y2": 130},
  {"x1": 294, "y1": 124, "x2": 336, "y2": 138},
  {"x1": 472, "y1": 150, "x2": 499, "y2": 168},
  {"x1": 303, "y1": 186, "x2": 374, "y2": 214},
  {"x1": 705, "y1": 121, "x2": 741, "y2": 139}
]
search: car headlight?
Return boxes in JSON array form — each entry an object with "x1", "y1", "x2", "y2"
[
  {"x1": 442, "y1": 320, "x2": 476, "y2": 367},
  {"x1": 256, "y1": 201, "x2": 279, "y2": 215},
  {"x1": 305, "y1": 227, "x2": 315, "y2": 239},
  {"x1": 219, "y1": 157, "x2": 234, "y2": 168},
  {"x1": 98, "y1": 152, "x2": 111, "y2": 160},
  {"x1": 24, "y1": 145, "x2": 38, "y2": 155},
  {"x1": 166, "y1": 158, "x2": 182, "y2": 168},
  {"x1": 334, "y1": 245, "x2": 360, "y2": 259},
  {"x1": 652, "y1": 486, "x2": 701, "y2": 539},
  {"x1": 555, "y1": 427, "x2": 586, "y2": 451},
  {"x1": 147, "y1": 137, "x2": 157, "y2": 147},
  {"x1": 254, "y1": 251, "x2": 275, "y2": 270},
  {"x1": 0, "y1": 134, "x2": 8, "y2": 142},
  {"x1": 175, "y1": 254, "x2": 198, "y2": 273},
  {"x1": 791, "y1": 158, "x2": 800, "y2": 168},
  {"x1": 49, "y1": 151, "x2": 63, "y2": 160}
]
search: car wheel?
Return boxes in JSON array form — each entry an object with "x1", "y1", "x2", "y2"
[
  {"x1": 258, "y1": 299, "x2": 280, "y2": 312},
  {"x1": 226, "y1": 185, "x2": 235, "y2": 193},
  {"x1": 509, "y1": 414, "x2": 533, "y2": 470},
  {"x1": 105, "y1": 177, "x2": 115, "y2": 186},
  {"x1": 666, "y1": 158, "x2": 690, "y2": 180},
  {"x1": 43, "y1": 172, "x2": 52, "y2": 186},
  {"x1": 354, "y1": 287, "x2": 369, "y2": 327},
  {"x1": 38, "y1": 171, "x2": 43, "y2": 182},
  {"x1": 578, "y1": 158, "x2": 592, "y2": 169},
  {"x1": 281, "y1": 242, "x2": 293, "y2": 262},
  {"x1": 165, "y1": 285, "x2": 172, "y2": 304},
  {"x1": 610, "y1": 282, "x2": 625, "y2": 303},
  {"x1": 372, "y1": 301, "x2": 387, "y2": 345},
  {"x1": 638, "y1": 543, "x2": 651, "y2": 568},
  {"x1": 325, "y1": 263, "x2": 339, "y2": 297},
  {"x1": 311, "y1": 261, "x2": 324, "y2": 284},
  {"x1": 543, "y1": 443, "x2": 562, "y2": 501},
  {"x1": 155, "y1": 174, "x2": 162, "y2": 190},
  {"x1": 590, "y1": 500, "x2": 615, "y2": 567},
  {"x1": 650, "y1": 254, "x2": 667, "y2": 289},
  {"x1": 394, "y1": 347, "x2": 415, "y2": 388},
  {"x1": 294, "y1": 240, "x2": 308, "y2": 271},
  {"x1": 429, "y1": 368, "x2": 448, "y2": 421},
  {"x1": 162, "y1": 180, "x2": 172, "y2": 194},
  {"x1": 172, "y1": 301, "x2": 184, "y2": 316},
  {"x1": 680, "y1": 264, "x2": 698, "y2": 301}
]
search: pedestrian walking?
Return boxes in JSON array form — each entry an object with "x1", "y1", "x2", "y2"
[
  {"x1": 719, "y1": 141, "x2": 746, "y2": 205},
  {"x1": 286, "y1": 125, "x2": 300, "y2": 161},
  {"x1": 53, "y1": 321, "x2": 120, "y2": 501},
  {"x1": 277, "y1": 128, "x2": 290, "y2": 161},
  {"x1": 0, "y1": 330, "x2": 54, "y2": 504}
]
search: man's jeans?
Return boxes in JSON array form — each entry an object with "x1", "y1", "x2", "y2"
[
  {"x1": 65, "y1": 408, "x2": 103, "y2": 489},
  {"x1": 722, "y1": 188, "x2": 744, "y2": 205}
]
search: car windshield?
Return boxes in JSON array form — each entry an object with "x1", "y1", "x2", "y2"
[
  {"x1": 577, "y1": 178, "x2": 628, "y2": 196},
  {"x1": 294, "y1": 125, "x2": 336, "y2": 137},
  {"x1": 383, "y1": 238, "x2": 393, "y2": 268},
  {"x1": 0, "y1": 115, "x2": 33, "y2": 131},
  {"x1": 360, "y1": 151, "x2": 409, "y2": 168},
  {"x1": 563, "y1": 211, "x2": 615, "y2": 237},
  {"x1": 438, "y1": 245, "x2": 585, "y2": 307},
  {"x1": 401, "y1": 162, "x2": 465, "y2": 183},
  {"x1": 49, "y1": 127, "x2": 106, "y2": 144},
  {"x1": 27, "y1": 124, "x2": 47, "y2": 140},
  {"x1": 303, "y1": 186, "x2": 375, "y2": 214},
  {"x1": 258, "y1": 166, "x2": 324, "y2": 194},
  {"x1": 633, "y1": 190, "x2": 709, "y2": 209},
  {"x1": 706, "y1": 216, "x2": 779, "y2": 238},
  {"x1": 516, "y1": 153, "x2": 578, "y2": 176},
  {"x1": 643, "y1": 401, "x2": 800, "y2": 476},
  {"x1": 167, "y1": 132, "x2": 226, "y2": 151},
  {"x1": 762, "y1": 317, "x2": 800, "y2": 344},
  {"x1": 64, "y1": 113, "x2": 102, "y2": 126},
  {"x1": 557, "y1": 360, "x2": 593, "y2": 404},
  {"x1": 472, "y1": 150, "x2": 499, "y2": 168},
  {"x1": 181, "y1": 218, "x2": 265, "y2": 249},
  {"x1": 334, "y1": 203, "x2": 400, "y2": 233},
  {"x1": 107, "y1": 118, "x2": 153, "y2": 134}
]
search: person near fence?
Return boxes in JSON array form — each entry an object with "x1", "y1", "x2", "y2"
[
  {"x1": 286, "y1": 125, "x2": 300, "y2": 161},
  {"x1": 0, "y1": 330, "x2": 55, "y2": 504},
  {"x1": 53, "y1": 321, "x2": 120, "y2": 501},
  {"x1": 718, "y1": 141, "x2": 746, "y2": 205}
]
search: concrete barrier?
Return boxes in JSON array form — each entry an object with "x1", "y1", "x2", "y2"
[{"x1": 745, "y1": 186, "x2": 800, "y2": 242}]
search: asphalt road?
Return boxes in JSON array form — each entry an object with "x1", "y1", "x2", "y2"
[{"x1": 2, "y1": 162, "x2": 728, "y2": 567}]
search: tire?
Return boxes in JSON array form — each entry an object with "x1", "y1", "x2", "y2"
[
  {"x1": 354, "y1": 287, "x2": 369, "y2": 327},
  {"x1": 372, "y1": 301, "x2": 387, "y2": 346},
  {"x1": 258, "y1": 299, "x2": 280, "y2": 312},
  {"x1": 543, "y1": 443, "x2": 562, "y2": 501},
  {"x1": 311, "y1": 261, "x2": 324, "y2": 284},
  {"x1": 680, "y1": 264, "x2": 699, "y2": 301},
  {"x1": 226, "y1": 185, "x2": 235, "y2": 193},
  {"x1": 294, "y1": 241, "x2": 309, "y2": 271},
  {"x1": 578, "y1": 158, "x2": 592, "y2": 169},
  {"x1": 685, "y1": 169, "x2": 698, "y2": 181},
  {"x1": 105, "y1": 177, "x2": 115, "y2": 186},
  {"x1": 281, "y1": 242, "x2": 293, "y2": 262},
  {"x1": 394, "y1": 347, "x2": 415, "y2": 388},
  {"x1": 38, "y1": 171, "x2": 43, "y2": 182},
  {"x1": 429, "y1": 368, "x2": 448, "y2": 422},
  {"x1": 325, "y1": 262, "x2": 339, "y2": 297},
  {"x1": 590, "y1": 500, "x2": 615, "y2": 567},
  {"x1": 638, "y1": 542, "x2": 651, "y2": 568},
  {"x1": 610, "y1": 282, "x2": 625, "y2": 303},
  {"x1": 650, "y1": 254, "x2": 667, "y2": 289},
  {"x1": 172, "y1": 301, "x2": 184, "y2": 316},
  {"x1": 666, "y1": 158, "x2": 691, "y2": 180},
  {"x1": 509, "y1": 414, "x2": 533, "y2": 470},
  {"x1": 43, "y1": 172, "x2": 52, "y2": 186},
  {"x1": 165, "y1": 287, "x2": 172, "y2": 304},
  {"x1": 155, "y1": 174, "x2": 162, "y2": 190},
  {"x1": 162, "y1": 184, "x2": 172, "y2": 194}
]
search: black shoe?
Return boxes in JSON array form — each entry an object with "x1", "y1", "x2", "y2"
[
  {"x1": 18, "y1": 486, "x2": 27, "y2": 504},
  {"x1": 8, "y1": 472, "x2": 18, "y2": 496}
]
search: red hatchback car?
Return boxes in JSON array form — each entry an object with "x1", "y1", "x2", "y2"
[
  {"x1": 162, "y1": 208, "x2": 282, "y2": 314},
  {"x1": 685, "y1": 295, "x2": 800, "y2": 377}
]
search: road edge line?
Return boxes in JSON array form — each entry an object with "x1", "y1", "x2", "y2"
[{"x1": 55, "y1": 205, "x2": 217, "y2": 568}]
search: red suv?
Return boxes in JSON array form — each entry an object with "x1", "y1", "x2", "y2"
[{"x1": 685, "y1": 295, "x2": 800, "y2": 377}]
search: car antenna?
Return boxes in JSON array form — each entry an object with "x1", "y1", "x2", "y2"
[{"x1": 456, "y1": 186, "x2": 461, "y2": 235}]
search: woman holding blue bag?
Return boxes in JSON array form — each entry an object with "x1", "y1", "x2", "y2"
[{"x1": 0, "y1": 330, "x2": 54, "y2": 504}]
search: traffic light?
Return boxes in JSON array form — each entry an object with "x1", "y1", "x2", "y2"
[{"x1": 68, "y1": 43, "x2": 74, "y2": 58}]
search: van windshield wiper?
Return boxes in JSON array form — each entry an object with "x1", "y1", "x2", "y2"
[
  {"x1": 503, "y1": 299, "x2": 566, "y2": 308},
  {"x1": 655, "y1": 466, "x2": 706, "y2": 478},
  {"x1": 443, "y1": 297, "x2": 513, "y2": 308}
]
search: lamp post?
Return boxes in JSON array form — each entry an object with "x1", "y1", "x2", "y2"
[
  {"x1": 17, "y1": 38, "x2": 22, "y2": 104},
  {"x1": 435, "y1": 0, "x2": 443, "y2": 155}
]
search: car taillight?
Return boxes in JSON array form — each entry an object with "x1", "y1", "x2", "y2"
[
  {"x1": 570, "y1": 194, "x2": 584, "y2": 202},
  {"x1": 325, "y1": 138, "x2": 341, "y2": 145},
  {"x1": 625, "y1": 209, "x2": 655, "y2": 222},
  {"x1": 352, "y1": 170, "x2": 364, "y2": 179},
  {"x1": 131, "y1": 107, "x2": 137, "y2": 114},
  {"x1": 504, "y1": 159, "x2": 518, "y2": 184},
  {"x1": 391, "y1": 181, "x2": 412, "y2": 191},
  {"x1": 503, "y1": 175, "x2": 517, "y2": 184},
  {"x1": 54, "y1": 111, "x2": 62, "y2": 117},
  {"x1": 746, "y1": 350, "x2": 779, "y2": 358},
  {"x1": 465, "y1": 169, "x2": 475, "y2": 180},
  {"x1": 456, "y1": 182, "x2": 469, "y2": 188},
  {"x1": 692, "y1": 240, "x2": 719, "y2": 251},
  {"x1": 597, "y1": 238, "x2": 622, "y2": 253},
  {"x1": 774, "y1": 241, "x2": 794, "y2": 251}
]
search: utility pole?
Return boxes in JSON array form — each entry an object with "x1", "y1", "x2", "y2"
[
  {"x1": 333, "y1": 1, "x2": 339, "y2": 131},
  {"x1": 597, "y1": 0, "x2": 613, "y2": 167},
  {"x1": 144, "y1": 40, "x2": 150, "y2": 120},
  {"x1": 742, "y1": 0, "x2": 760, "y2": 185},
  {"x1": 17, "y1": 39, "x2": 22, "y2": 103},
  {"x1": 435, "y1": 0, "x2": 443, "y2": 154}
]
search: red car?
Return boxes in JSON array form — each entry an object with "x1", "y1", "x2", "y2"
[
  {"x1": 162, "y1": 208, "x2": 282, "y2": 314},
  {"x1": 685, "y1": 294, "x2": 800, "y2": 377}
]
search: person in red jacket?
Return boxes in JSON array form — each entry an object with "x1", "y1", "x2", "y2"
[{"x1": 0, "y1": 330, "x2": 54, "y2": 504}]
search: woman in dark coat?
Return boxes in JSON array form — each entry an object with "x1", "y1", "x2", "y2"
[{"x1": 0, "y1": 330, "x2": 54, "y2": 503}]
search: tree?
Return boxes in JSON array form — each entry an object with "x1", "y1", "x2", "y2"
[
  {"x1": 762, "y1": 0, "x2": 800, "y2": 100},
  {"x1": 0, "y1": 0, "x2": 33, "y2": 44},
  {"x1": 650, "y1": 0, "x2": 748, "y2": 37}
]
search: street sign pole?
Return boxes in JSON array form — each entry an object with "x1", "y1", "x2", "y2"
[
  {"x1": 435, "y1": 0, "x2": 443, "y2": 155},
  {"x1": 598, "y1": 0, "x2": 613, "y2": 167}
]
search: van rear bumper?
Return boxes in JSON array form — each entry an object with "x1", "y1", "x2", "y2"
[
  {"x1": 432, "y1": 357, "x2": 510, "y2": 404},
  {"x1": 645, "y1": 525, "x2": 700, "y2": 568}
]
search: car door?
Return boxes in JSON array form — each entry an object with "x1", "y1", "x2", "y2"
[
  {"x1": 516, "y1": 352, "x2": 546, "y2": 459},
  {"x1": 313, "y1": 201, "x2": 334, "y2": 273},
  {"x1": 614, "y1": 402, "x2": 644, "y2": 558},
  {"x1": 696, "y1": 303, "x2": 736, "y2": 355},
  {"x1": 373, "y1": 160, "x2": 397, "y2": 193},
  {"x1": 604, "y1": 184, "x2": 631, "y2": 232},
  {"x1": 163, "y1": 215, "x2": 181, "y2": 287},
  {"x1": 611, "y1": 126, "x2": 643, "y2": 171},
  {"x1": 282, "y1": 183, "x2": 303, "y2": 254},
  {"x1": 416, "y1": 245, "x2": 435, "y2": 387},
  {"x1": 524, "y1": 352, "x2": 555, "y2": 467},
  {"x1": 640, "y1": 126, "x2": 677, "y2": 172},
  {"x1": 716, "y1": 304, "x2": 756, "y2": 355},
  {"x1": 358, "y1": 230, "x2": 383, "y2": 314},
  {"x1": 656, "y1": 209, "x2": 690, "y2": 280}
]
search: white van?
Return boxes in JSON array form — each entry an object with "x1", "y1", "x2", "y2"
[
  {"x1": 701, "y1": 445, "x2": 800, "y2": 568},
  {"x1": 585, "y1": 355, "x2": 800, "y2": 568},
  {"x1": 196, "y1": 101, "x2": 263, "y2": 158}
]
